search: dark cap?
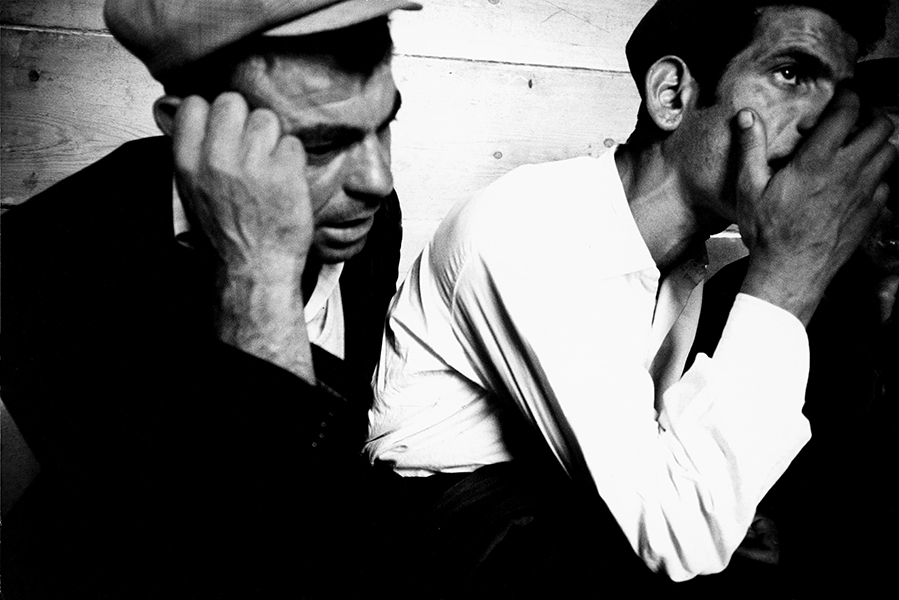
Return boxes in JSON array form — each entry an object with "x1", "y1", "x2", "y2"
[
  {"x1": 625, "y1": 0, "x2": 758, "y2": 97},
  {"x1": 626, "y1": 0, "x2": 891, "y2": 98},
  {"x1": 104, "y1": 0, "x2": 422, "y2": 81}
]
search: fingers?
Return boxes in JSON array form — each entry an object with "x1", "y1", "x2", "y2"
[
  {"x1": 272, "y1": 134, "x2": 307, "y2": 169},
  {"x1": 173, "y1": 93, "x2": 287, "y2": 173},
  {"x1": 172, "y1": 95, "x2": 209, "y2": 174},
  {"x1": 851, "y1": 114, "x2": 898, "y2": 177},
  {"x1": 203, "y1": 92, "x2": 250, "y2": 165},
  {"x1": 846, "y1": 110, "x2": 896, "y2": 160},
  {"x1": 873, "y1": 180, "x2": 891, "y2": 209},
  {"x1": 735, "y1": 108, "x2": 770, "y2": 203},
  {"x1": 850, "y1": 140, "x2": 898, "y2": 221},
  {"x1": 798, "y1": 87, "x2": 860, "y2": 164},
  {"x1": 244, "y1": 108, "x2": 282, "y2": 164}
]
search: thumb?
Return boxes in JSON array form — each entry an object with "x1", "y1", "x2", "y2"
[{"x1": 734, "y1": 109, "x2": 770, "y2": 204}]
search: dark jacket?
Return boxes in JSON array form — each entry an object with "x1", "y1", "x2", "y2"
[{"x1": 1, "y1": 136, "x2": 402, "y2": 598}]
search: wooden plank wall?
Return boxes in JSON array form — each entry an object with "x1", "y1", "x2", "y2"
[
  {"x1": 0, "y1": 0, "x2": 682, "y2": 278},
  {"x1": 4, "y1": 0, "x2": 898, "y2": 273},
  {"x1": 2, "y1": 0, "x2": 898, "y2": 512}
]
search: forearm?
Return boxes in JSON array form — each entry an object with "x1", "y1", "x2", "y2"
[
  {"x1": 215, "y1": 256, "x2": 315, "y2": 384},
  {"x1": 638, "y1": 294, "x2": 810, "y2": 578},
  {"x1": 456, "y1": 258, "x2": 810, "y2": 579}
]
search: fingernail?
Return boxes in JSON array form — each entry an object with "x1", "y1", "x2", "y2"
[{"x1": 737, "y1": 110, "x2": 754, "y2": 130}]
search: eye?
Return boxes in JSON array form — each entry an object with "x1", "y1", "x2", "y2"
[
  {"x1": 773, "y1": 64, "x2": 807, "y2": 87},
  {"x1": 304, "y1": 144, "x2": 340, "y2": 157},
  {"x1": 302, "y1": 141, "x2": 351, "y2": 166}
]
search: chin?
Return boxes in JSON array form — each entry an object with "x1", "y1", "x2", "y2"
[{"x1": 314, "y1": 239, "x2": 369, "y2": 264}]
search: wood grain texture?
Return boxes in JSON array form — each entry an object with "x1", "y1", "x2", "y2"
[
  {"x1": 391, "y1": 0, "x2": 655, "y2": 71},
  {"x1": 2, "y1": 29, "x2": 643, "y2": 274},
  {"x1": 1, "y1": 29, "x2": 161, "y2": 203},
  {"x1": 6, "y1": 0, "x2": 895, "y2": 67},
  {"x1": 5, "y1": 0, "x2": 895, "y2": 276},
  {"x1": 0, "y1": 0, "x2": 655, "y2": 71},
  {"x1": 1, "y1": 0, "x2": 106, "y2": 32},
  {"x1": 390, "y1": 54, "x2": 640, "y2": 221}
]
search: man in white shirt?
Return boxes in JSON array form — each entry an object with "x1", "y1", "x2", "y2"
[{"x1": 366, "y1": 0, "x2": 896, "y2": 592}]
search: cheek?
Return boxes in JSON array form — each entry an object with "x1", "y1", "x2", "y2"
[{"x1": 306, "y1": 157, "x2": 347, "y2": 219}]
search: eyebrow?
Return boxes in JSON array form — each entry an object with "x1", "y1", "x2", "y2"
[
  {"x1": 296, "y1": 91, "x2": 403, "y2": 146},
  {"x1": 768, "y1": 46, "x2": 836, "y2": 80}
]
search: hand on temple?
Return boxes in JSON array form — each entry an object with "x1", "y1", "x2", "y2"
[{"x1": 170, "y1": 92, "x2": 317, "y2": 383}]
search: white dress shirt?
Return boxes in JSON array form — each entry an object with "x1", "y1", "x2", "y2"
[{"x1": 366, "y1": 148, "x2": 811, "y2": 581}]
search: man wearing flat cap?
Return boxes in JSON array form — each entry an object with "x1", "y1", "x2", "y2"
[
  {"x1": 2, "y1": 0, "x2": 419, "y2": 597},
  {"x1": 365, "y1": 0, "x2": 896, "y2": 594}
]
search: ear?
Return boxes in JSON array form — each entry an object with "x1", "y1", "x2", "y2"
[
  {"x1": 153, "y1": 95, "x2": 182, "y2": 137},
  {"x1": 643, "y1": 56, "x2": 698, "y2": 132}
]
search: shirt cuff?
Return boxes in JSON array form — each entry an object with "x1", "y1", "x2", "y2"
[{"x1": 714, "y1": 292, "x2": 809, "y2": 379}]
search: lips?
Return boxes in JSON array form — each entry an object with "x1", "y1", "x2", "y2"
[{"x1": 319, "y1": 213, "x2": 376, "y2": 246}]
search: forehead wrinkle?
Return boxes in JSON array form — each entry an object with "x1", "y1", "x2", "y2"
[
  {"x1": 283, "y1": 77, "x2": 396, "y2": 135},
  {"x1": 748, "y1": 7, "x2": 857, "y2": 79},
  {"x1": 233, "y1": 55, "x2": 395, "y2": 133}
]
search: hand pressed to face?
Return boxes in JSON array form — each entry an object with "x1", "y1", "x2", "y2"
[
  {"x1": 667, "y1": 5, "x2": 897, "y2": 324},
  {"x1": 170, "y1": 53, "x2": 399, "y2": 275},
  {"x1": 861, "y1": 111, "x2": 899, "y2": 276},
  {"x1": 735, "y1": 88, "x2": 897, "y2": 323},
  {"x1": 164, "y1": 51, "x2": 399, "y2": 383},
  {"x1": 233, "y1": 56, "x2": 399, "y2": 264},
  {"x1": 677, "y1": 6, "x2": 860, "y2": 219}
]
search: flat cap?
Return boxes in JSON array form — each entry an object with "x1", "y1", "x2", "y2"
[{"x1": 104, "y1": 0, "x2": 421, "y2": 81}]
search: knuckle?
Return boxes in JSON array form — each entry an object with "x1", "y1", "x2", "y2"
[
  {"x1": 210, "y1": 92, "x2": 247, "y2": 120},
  {"x1": 246, "y1": 108, "x2": 281, "y2": 139},
  {"x1": 278, "y1": 135, "x2": 306, "y2": 158},
  {"x1": 180, "y1": 94, "x2": 206, "y2": 115}
]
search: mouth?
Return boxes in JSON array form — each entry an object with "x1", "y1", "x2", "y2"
[{"x1": 319, "y1": 213, "x2": 377, "y2": 246}]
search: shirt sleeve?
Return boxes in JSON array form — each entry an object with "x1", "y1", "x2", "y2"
[{"x1": 449, "y1": 241, "x2": 811, "y2": 581}]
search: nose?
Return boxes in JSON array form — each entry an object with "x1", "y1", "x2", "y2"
[{"x1": 345, "y1": 133, "x2": 393, "y2": 202}]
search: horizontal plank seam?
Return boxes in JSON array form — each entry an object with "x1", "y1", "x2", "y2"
[
  {"x1": 0, "y1": 26, "x2": 630, "y2": 76},
  {"x1": 396, "y1": 51, "x2": 630, "y2": 75},
  {"x1": 0, "y1": 23, "x2": 111, "y2": 37}
]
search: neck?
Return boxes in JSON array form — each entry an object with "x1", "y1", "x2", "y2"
[{"x1": 615, "y1": 143, "x2": 728, "y2": 275}]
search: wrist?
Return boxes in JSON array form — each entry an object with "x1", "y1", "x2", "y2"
[
  {"x1": 217, "y1": 250, "x2": 308, "y2": 293},
  {"x1": 740, "y1": 253, "x2": 830, "y2": 326}
]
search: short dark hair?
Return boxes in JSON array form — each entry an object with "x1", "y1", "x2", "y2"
[
  {"x1": 162, "y1": 16, "x2": 394, "y2": 100},
  {"x1": 627, "y1": 0, "x2": 889, "y2": 143}
]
